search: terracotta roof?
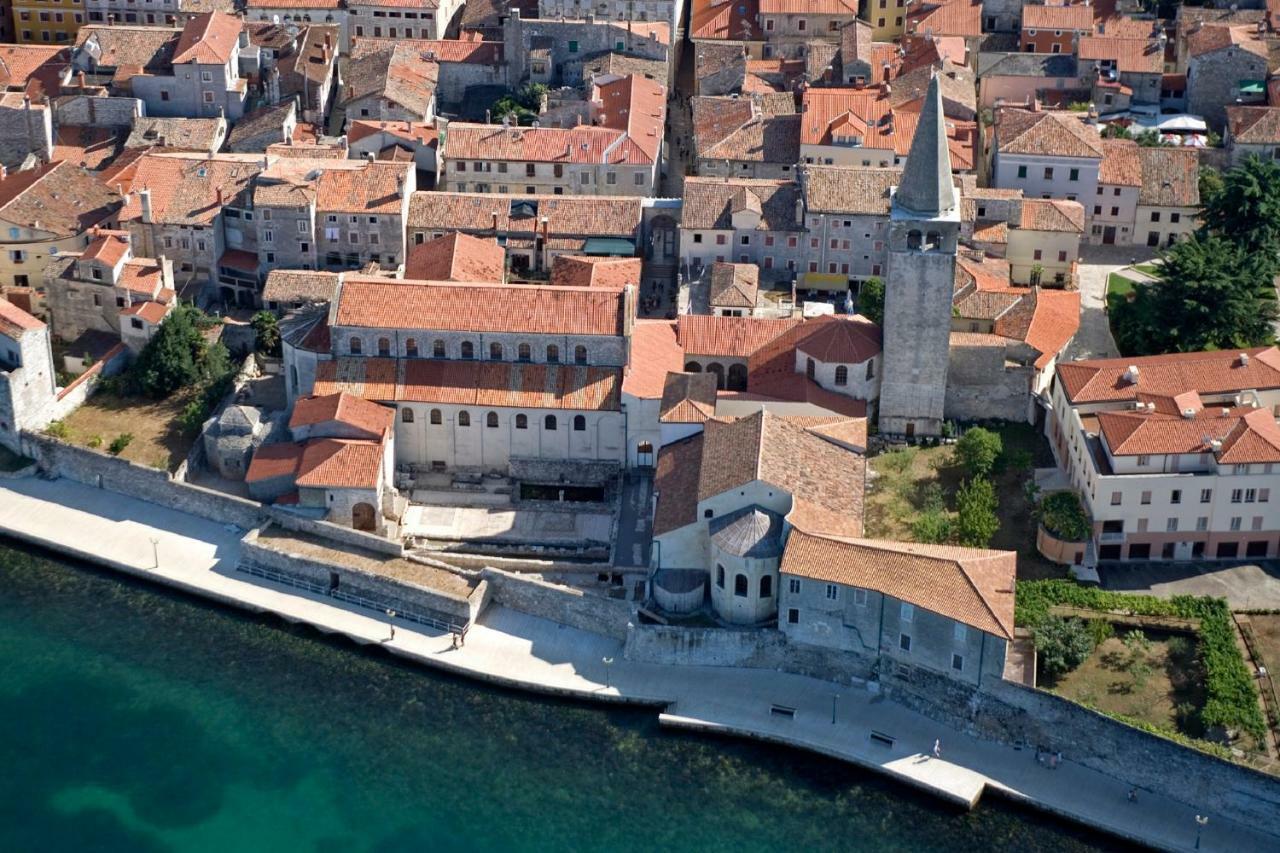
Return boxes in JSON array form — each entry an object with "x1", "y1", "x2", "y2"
[
  {"x1": 801, "y1": 166, "x2": 900, "y2": 215},
  {"x1": 263, "y1": 270, "x2": 341, "y2": 305},
  {"x1": 0, "y1": 44, "x2": 69, "y2": 96},
  {"x1": 1218, "y1": 408, "x2": 1280, "y2": 464},
  {"x1": 794, "y1": 314, "x2": 881, "y2": 363},
  {"x1": 1077, "y1": 36, "x2": 1164, "y2": 74},
  {"x1": 1058, "y1": 347, "x2": 1280, "y2": 404},
  {"x1": 225, "y1": 103, "x2": 294, "y2": 150},
  {"x1": 444, "y1": 122, "x2": 656, "y2": 166},
  {"x1": 313, "y1": 162, "x2": 409, "y2": 214},
  {"x1": 409, "y1": 192, "x2": 641, "y2": 238},
  {"x1": 697, "y1": 410, "x2": 865, "y2": 538},
  {"x1": 691, "y1": 0, "x2": 762, "y2": 41},
  {"x1": 1019, "y1": 198, "x2": 1085, "y2": 233},
  {"x1": 781, "y1": 530, "x2": 1017, "y2": 639},
  {"x1": 799, "y1": 87, "x2": 977, "y2": 169},
  {"x1": 340, "y1": 45, "x2": 438, "y2": 117},
  {"x1": 1136, "y1": 147, "x2": 1199, "y2": 207},
  {"x1": 1099, "y1": 139, "x2": 1143, "y2": 187},
  {"x1": 116, "y1": 260, "x2": 167, "y2": 297},
  {"x1": 802, "y1": 417, "x2": 867, "y2": 452},
  {"x1": 660, "y1": 372, "x2": 719, "y2": 423},
  {"x1": 759, "y1": 0, "x2": 855, "y2": 11},
  {"x1": 1188, "y1": 24, "x2": 1270, "y2": 59},
  {"x1": 353, "y1": 37, "x2": 502, "y2": 65},
  {"x1": 111, "y1": 153, "x2": 257, "y2": 226},
  {"x1": 1092, "y1": 407, "x2": 1280, "y2": 464},
  {"x1": 125, "y1": 117, "x2": 224, "y2": 152},
  {"x1": 888, "y1": 63, "x2": 977, "y2": 118},
  {"x1": 172, "y1": 11, "x2": 241, "y2": 64},
  {"x1": 404, "y1": 232, "x2": 505, "y2": 282},
  {"x1": 315, "y1": 358, "x2": 622, "y2": 411},
  {"x1": 677, "y1": 314, "x2": 799, "y2": 358},
  {"x1": 995, "y1": 287, "x2": 1080, "y2": 368},
  {"x1": 906, "y1": 0, "x2": 983, "y2": 39},
  {"x1": 118, "y1": 300, "x2": 170, "y2": 324},
  {"x1": 622, "y1": 320, "x2": 684, "y2": 399},
  {"x1": 1227, "y1": 105, "x2": 1280, "y2": 144},
  {"x1": 1021, "y1": 4, "x2": 1093, "y2": 31},
  {"x1": 995, "y1": 109, "x2": 1105, "y2": 159},
  {"x1": 52, "y1": 127, "x2": 124, "y2": 172},
  {"x1": 699, "y1": 112, "x2": 801, "y2": 166},
  {"x1": 81, "y1": 231, "x2": 130, "y2": 266},
  {"x1": 550, "y1": 256, "x2": 640, "y2": 290},
  {"x1": 708, "y1": 263, "x2": 759, "y2": 309},
  {"x1": 723, "y1": 374, "x2": 869, "y2": 419},
  {"x1": 594, "y1": 75, "x2": 667, "y2": 163},
  {"x1": 0, "y1": 160, "x2": 122, "y2": 237},
  {"x1": 276, "y1": 25, "x2": 338, "y2": 88},
  {"x1": 289, "y1": 391, "x2": 393, "y2": 437},
  {"x1": 74, "y1": 25, "x2": 179, "y2": 71},
  {"x1": 334, "y1": 277, "x2": 627, "y2": 336},
  {"x1": 0, "y1": 297, "x2": 45, "y2": 337},
  {"x1": 682, "y1": 177, "x2": 802, "y2": 231},
  {"x1": 247, "y1": 439, "x2": 386, "y2": 490},
  {"x1": 347, "y1": 120, "x2": 439, "y2": 149},
  {"x1": 653, "y1": 434, "x2": 705, "y2": 535}
]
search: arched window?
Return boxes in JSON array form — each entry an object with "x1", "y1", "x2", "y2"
[
  {"x1": 458, "y1": 410, "x2": 471, "y2": 427},
  {"x1": 518, "y1": 343, "x2": 531, "y2": 362},
  {"x1": 716, "y1": 565, "x2": 725, "y2": 588},
  {"x1": 461, "y1": 341, "x2": 475, "y2": 359},
  {"x1": 545, "y1": 415, "x2": 557, "y2": 431},
  {"x1": 401, "y1": 408, "x2": 414, "y2": 423},
  {"x1": 489, "y1": 342, "x2": 503, "y2": 360},
  {"x1": 430, "y1": 408, "x2": 442, "y2": 424},
  {"x1": 805, "y1": 358, "x2": 815, "y2": 380},
  {"x1": 433, "y1": 339, "x2": 446, "y2": 358},
  {"x1": 377, "y1": 337, "x2": 391, "y2": 357},
  {"x1": 574, "y1": 345, "x2": 588, "y2": 365},
  {"x1": 546, "y1": 344, "x2": 560, "y2": 363},
  {"x1": 866, "y1": 359, "x2": 875, "y2": 380},
  {"x1": 349, "y1": 336, "x2": 362, "y2": 355},
  {"x1": 727, "y1": 363, "x2": 747, "y2": 391},
  {"x1": 707, "y1": 362, "x2": 725, "y2": 389},
  {"x1": 405, "y1": 338, "x2": 418, "y2": 358},
  {"x1": 573, "y1": 415, "x2": 586, "y2": 431},
  {"x1": 734, "y1": 574, "x2": 748, "y2": 597},
  {"x1": 684, "y1": 361, "x2": 702, "y2": 373},
  {"x1": 760, "y1": 575, "x2": 773, "y2": 598},
  {"x1": 834, "y1": 365, "x2": 848, "y2": 386},
  {"x1": 515, "y1": 413, "x2": 528, "y2": 429},
  {"x1": 486, "y1": 411, "x2": 499, "y2": 428}
]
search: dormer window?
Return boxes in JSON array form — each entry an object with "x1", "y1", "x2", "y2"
[{"x1": 91, "y1": 267, "x2": 102, "y2": 281}]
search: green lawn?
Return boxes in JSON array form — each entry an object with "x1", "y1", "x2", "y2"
[{"x1": 1107, "y1": 272, "x2": 1136, "y2": 300}]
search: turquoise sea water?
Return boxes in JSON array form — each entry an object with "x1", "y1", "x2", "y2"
[{"x1": 0, "y1": 543, "x2": 1124, "y2": 853}]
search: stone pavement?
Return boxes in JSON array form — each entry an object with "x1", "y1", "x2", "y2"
[
  {"x1": 0, "y1": 476, "x2": 1275, "y2": 852},
  {"x1": 1068, "y1": 245, "x2": 1157, "y2": 361}
]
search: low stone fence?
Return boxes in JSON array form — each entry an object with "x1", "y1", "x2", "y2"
[
  {"x1": 240, "y1": 526, "x2": 481, "y2": 632},
  {"x1": 20, "y1": 431, "x2": 265, "y2": 531},
  {"x1": 623, "y1": 623, "x2": 876, "y2": 683},
  {"x1": 480, "y1": 567, "x2": 634, "y2": 640},
  {"x1": 881, "y1": 661, "x2": 1280, "y2": 837}
]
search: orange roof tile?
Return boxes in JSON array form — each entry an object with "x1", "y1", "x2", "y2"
[
  {"x1": 0, "y1": 297, "x2": 45, "y2": 337},
  {"x1": 653, "y1": 433, "x2": 705, "y2": 535},
  {"x1": 119, "y1": 300, "x2": 170, "y2": 324},
  {"x1": 659, "y1": 371, "x2": 719, "y2": 423},
  {"x1": 1021, "y1": 4, "x2": 1093, "y2": 31},
  {"x1": 781, "y1": 530, "x2": 1016, "y2": 639},
  {"x1": 172, "y1": 12, "x2": 242, "y2": 65},
  {"x1": 906, "y1": 0, "x2": 983, "y2": 38},
  {"x1": 996, "y1": 108, "x2": 1105, "y2": 159},
  {"x1": 708, "y1": 262, "x2": 759, "y2": 309},
  {"x1": 443, "y1": 123, "x2": 657, "y2": 166},
  {"x1": 334, "y1": 277, "x2": 627, "y2": 337},
  {"x1": 793, "y1": 315, "x2": 881, "y2": 364},
  {"x1": 1019, "y1": 198, "x2": 1086, "y2": 232},
  {"x1": 1077, "y1": 36, "x2": 1164, "y2": 74},
  {"x1": 313, "y1": 162, "x2": 410, "y2": 214},
  {"x1": 622, "y1": 320, "x2": 684, "y2": 399},
  {"x1": 404, "y1": 232, "x2": 505, "y2": 282},
  {"x1": 1058, "y1": 347, "x2": 1280, "y2": 404},
  {"x1": 289, "y1": 391, "x2": 393, "y2": 437},
  {"x1": 593, "y1": 75, "x2": 667, "y2": 163},
  {"x1": 691, "y1": 0, "x2": 762, "y2": 41},
  {"x1": 677, "y1": 314, "x2": 799, "y2": 358},
  {"x1": 550, "y1": 256, "x2": 642, "y2": 290},
  {"x1": 1099, "y1": 139, "x2": 1143, "y2": 186}
]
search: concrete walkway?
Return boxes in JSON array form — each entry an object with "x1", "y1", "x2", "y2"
[{"x1": 0, "y1": 476, "x2": 1275, "y2": 852}]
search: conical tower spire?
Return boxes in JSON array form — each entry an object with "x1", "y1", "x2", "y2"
[{"x1": 893, "y1": 72, "x2": 956, "y2": 218}]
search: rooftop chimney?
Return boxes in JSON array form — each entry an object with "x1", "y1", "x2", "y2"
[{"x1": 139, "y1": 187, "x2": 153, "y2": 224}]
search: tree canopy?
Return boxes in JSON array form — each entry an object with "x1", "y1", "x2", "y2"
[
  {"x1": 1199, "y1": 155, "x2": 1280, "y2": 259},
  {"x1": 858, "y1": 277, "x2": 884, "y2": 327},
  {"x1": 955, "y1": 477, "x2": 999, "y2": 547},
  {"x1": 954, "y1": 427, "x2": 1003, "y2": 478},
  {"x1": 1110, "y1": 234, "x2": 1277, "y2": 356}
]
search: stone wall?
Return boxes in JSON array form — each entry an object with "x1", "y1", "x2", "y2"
[
  {"x1": 0, "y1": 100, "x2": 52, "y2": 168},
  {"x1": 240, "y1": 528, "x2": 477, "y2": 629},
  {"x1": 481, "y1": 567, "x2": 635, "y2": 639},
  {"x1": 624, "y1": 623, "x2": 877, "y2": 682},
  {"x1": 880, "y1": 662, "x2": 1280, "y2": 836},
  {"x1": 509, "y1": 457, "x2": 621, "y2": 486},
  {"x1": 53, "y1": 95, "x2": 143, "y2": 128},
  {"x1": 19, "y1": 431, "x2": 265, "y2": 531},
  {"x1": 944, "y1": 343, "x2": 1033, "y2": 424}
]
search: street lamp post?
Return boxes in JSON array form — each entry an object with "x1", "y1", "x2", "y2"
[
  {"x1": 603, "y1": 656, "x2": 614, "y2": 689},
  {"x1": 386, "y1": 609, "x2": 396, "y2": 642},
  {"x1": 1195, "y1": 815, "x2": 1209, "y2": 850},
  {"x1": 149, "y1": 537, "x2": 159, "y2": 569}
]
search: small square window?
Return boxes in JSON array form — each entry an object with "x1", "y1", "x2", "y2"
[{"x1": 899, "y1": 634, "x2": 912, "y2": 652}]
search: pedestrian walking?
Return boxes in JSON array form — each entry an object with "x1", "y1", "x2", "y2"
[
  {"x1": 933, "y1": 739, "x2": 941, "y2": 759},
  {"x1": 1128, "y1": 788, "x2": 1138, "y2": 803}
]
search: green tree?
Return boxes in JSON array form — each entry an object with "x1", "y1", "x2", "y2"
[
  {"x1": 858, "y1": 276, "x2": 884, "y2": 326},
  {"x1": 489, "y1": 83, "x2": 549, "y2": 126},
  {"x1": 251, "y1": 311, "x2": 281, "y2": 357},
  {"x1": 955, "y1": 477, "x2": 999, "y2": 547},
  {"x1": 912, "y1": 510, "x2": 953, "y2": 544},
  {"x1": 954, "y1": 427, "x2": 1003, "y2": 478},
  {"x1": 1134, "y1": 129, "x2": 1170, "y2": 148},
  {"x1": 1110, "y1": 234, "x2": 1277, "y2": 355},
  {"x1": 1121, "y1": 629, "x2": 1154, "y2": 688},
  {"x1": 1200, "y1": 155, "x2": 1280, "y2": 259},
  {"x1": 1198, "y1": 166, "x2": 1224, "y2": 209},
  {"x1": 1033, "y1": 616, "x2": 1096, "y2": 678},
  {"x1": 131, "y1": 304, "x2": 205, "y2": 397}
]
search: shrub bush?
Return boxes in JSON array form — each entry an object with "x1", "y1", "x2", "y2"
[
  {"x1": 108, "y1": 433, "x2": 133, "y2": 456},
  {"x1": 1033, "y1": 616, "x2": 1096, "y2": 677},
  {"x1": 955, "y1": 477, "x2": 999, "y2": 547},
  {"x1": 1038, "y1": 491, "x2": 1091, "y2": 542},
  {"x1": 1016, "y1": 580, "x2": 1265, "y2": 744},
  {"x1": 955, "y1": 427, "x2": 1003, "y2": 477},
  {"x1": 44, "y1": 420, "x2": 69, "y2": 439},
  {"x1": 912, "y1": 510, "x2": 953, "y2": 544}
]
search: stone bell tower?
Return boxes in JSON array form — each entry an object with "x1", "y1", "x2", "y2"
[{"x1": 877, "y1": 73, "x2": 959, "y2": 439}]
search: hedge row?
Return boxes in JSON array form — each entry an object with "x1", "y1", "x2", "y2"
[{"x1": 1017, "y1": 580, "x2": 1266, "y2": 743}]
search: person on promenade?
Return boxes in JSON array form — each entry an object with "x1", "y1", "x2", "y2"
[
  {"x1": 933, "y1": 739, "x2": 941, "y2": 759},
  {"x1": 1128, "y1": 788, "x2": 1138, "y2": 803}
]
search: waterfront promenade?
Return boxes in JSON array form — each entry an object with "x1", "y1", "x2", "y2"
[{"x1": 0, "y1": 475, "x2": 1274, "y2": 852}]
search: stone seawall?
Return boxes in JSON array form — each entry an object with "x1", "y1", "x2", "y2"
[
  {"x1": 480, "y1": 568, "x2": 634, "y2": 640},
  {"x1": 881, "y1": 661, "x2": 1280, "y2": 838},
  {"x1": 624, "y1": 624, "x2": 876, "y2": 683},
  {"x1": 20, "y1": 432, "x2": 265, "y2": 531}
]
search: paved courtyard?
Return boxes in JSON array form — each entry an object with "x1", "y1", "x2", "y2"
[
  {"x1": 1099, "y1": 560, "x2": 1280, "y2": 610},
  {"x1": 401, "y1": 503, "x2": 613, "y2": 544},
  {"x1": 1067, "y1": 244, "x2": 1158, "y2": 361}
]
